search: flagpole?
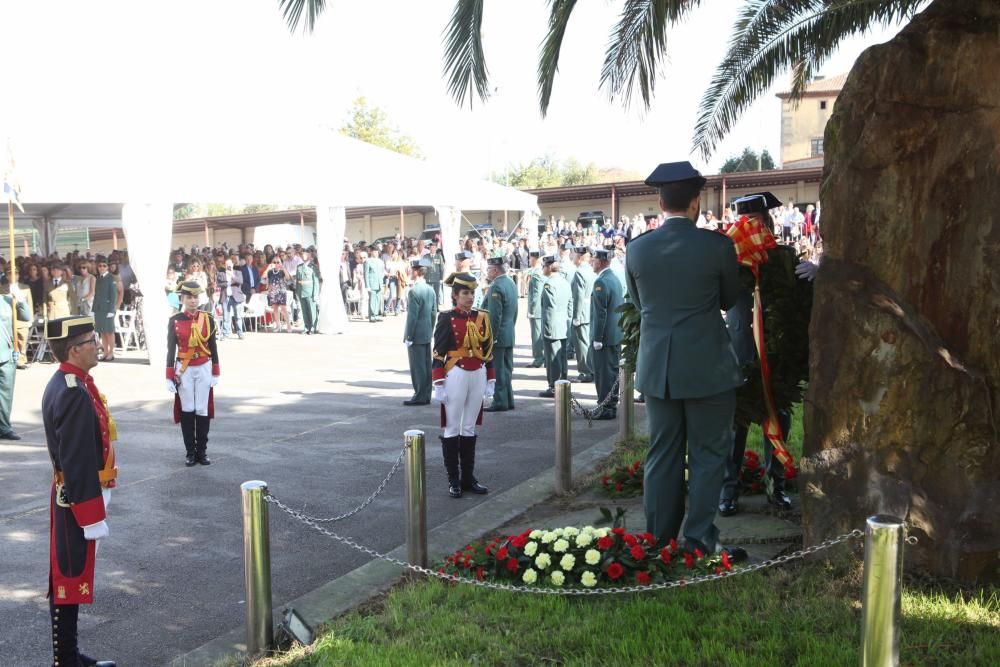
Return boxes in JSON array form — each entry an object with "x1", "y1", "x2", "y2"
[{"x1": 7, "y1": 199, "x2": 17, "y2": 354}]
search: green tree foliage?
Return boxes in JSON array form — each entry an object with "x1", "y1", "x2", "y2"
[
  {"x1": 498, "y1": 156, "x2": 642, "y2": 188},
  {"x1": 719, "y1": 147, "x2": 776, "y2": 173},
  {"x1": 340, "y1": 96, "x2": 423, "y2": 158}
]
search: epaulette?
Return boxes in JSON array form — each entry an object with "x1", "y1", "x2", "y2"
[{"x1": 65, "y1": 374, "x2": 78, "y2": 389}]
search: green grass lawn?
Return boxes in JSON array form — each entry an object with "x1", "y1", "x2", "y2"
[{"x1": 256, "y1": 552, "x2": 998, "y2": 667}]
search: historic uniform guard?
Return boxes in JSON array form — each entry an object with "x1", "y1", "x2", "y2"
[
  {"x1": 0, "y1": 285, "x2": 30, "y2": 439},
  {"x1": 432, "y1": 272, "x2": 495, "y2": 498},
  {"x1": 524, "y1": 251, "x2": 545, "y2": 368},
  {"x1": 589, "y1": 248, "x2": 624, "y2": 420},
  {"x1": 42, "y1": 316, "x2": 118, "y2": 667},
  {"x1": 626, "y1": 161, "x2": 746, "y2": 561},
  {"x1": 570, "y1": 246, "x2": 595, "y2": 383},
  {"x1": 166, "y1": 282, "x2": 220, "y2": 467},
  {"x1": 295, "y1": 249, "x2": 321, "y2": 334},
  {"x1": 538, "y1": 255, "x2": 572, "y2": 398},
  {"x1": 363, "y1": 251, "x2": 385, "y2": 323},
  {"x1": 483, "y1": 256, "x2": 518, "y2": 411},
  {"x1": 403, "y1": 258, "x2": 438, "y2": 406}
]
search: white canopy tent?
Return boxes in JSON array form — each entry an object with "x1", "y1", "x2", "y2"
[{"x1": 7, "y1": 122, "x2": 539, "y2": 377}]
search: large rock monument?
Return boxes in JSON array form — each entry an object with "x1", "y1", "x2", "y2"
[{"x1": 803, "y1": 0, "x2": 999, "y2": 582}]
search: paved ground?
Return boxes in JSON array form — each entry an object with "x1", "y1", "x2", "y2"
[{"x1": 0, "y1": 308, "x2": 622, "y2": 666}]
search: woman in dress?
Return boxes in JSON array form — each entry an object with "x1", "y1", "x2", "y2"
[
  {"x1": 74, "y1": 261, "x2": 96, "y2": 315},
  {"x1": 92, "y1": 257, "x2": 122, "y2": 361},
  {"x1": 386, "y1": 250, "x2": 407, "y2": 316},
  {"x1": 183, "y1": 258, "x2": 210, "y2": 312},
  {"x1": 263, "y1": 256, "x2": 292, "y2": 332}
]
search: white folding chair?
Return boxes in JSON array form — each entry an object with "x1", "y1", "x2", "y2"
[
  {"x1": 115, "y1": 310, "x2": 140, "y2": 352},
  {"x1": 243, "y1": 294, "x2": 267, "y2": 332}
]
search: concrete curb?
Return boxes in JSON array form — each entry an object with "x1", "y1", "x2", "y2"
[{"x1": 169, "y1": 430, "x2": 621, "y2": 666}]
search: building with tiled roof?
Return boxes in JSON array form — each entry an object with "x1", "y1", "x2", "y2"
[{"x1": 776, "y1": 73, "x2": 847, "y2": 165}]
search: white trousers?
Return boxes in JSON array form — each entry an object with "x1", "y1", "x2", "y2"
[
  {"x1": 178, "y1": 362, "x2": 212, "y2": 416},
  {"x1": 443, "y1": 366, "x2": 486, "y2": 438}
]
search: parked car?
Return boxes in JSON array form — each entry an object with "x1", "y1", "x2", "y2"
[{"x1": 576, "y1": 211, "x2": 606, "y2": 228}]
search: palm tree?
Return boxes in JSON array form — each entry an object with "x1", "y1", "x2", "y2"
[{"x1": 278, "y1": 0, "x2": 926, "y2": 159}]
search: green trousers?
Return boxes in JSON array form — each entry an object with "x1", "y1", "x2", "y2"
[
  {"x1": 643, "y1": 388, "x2": 735, "y2": 552},
  {"x1": 592, "y1": 344, "x2": 620, "y2": 407},
  {"x1": 300, "y1": 296, "x2": 318, "y2": 332},
  {"x1": 528, "y1": 318, "x2": 544, "y2": 365},
  {"x1": 492, "y1": 346, "x2": 514, "y2": 409},
  {"x1": 367, "y1": 290, "x2": 382, "y2": 320},
  {"x1": 543, "y1": 338, "x2": 568, "y2": 389},
  {"x1": 0, "y1": 360, "x2": 15, "y2": 435},
  {"x1": 572, "y1": 324, "x2": 592, "y2": 377},
  {"x1": 407, "y1": 343, "x2": 432, "y2": 403}
]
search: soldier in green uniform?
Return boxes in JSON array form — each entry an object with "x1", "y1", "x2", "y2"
[
  {"x1": 403, "y1": 257, "x2": 438, "y2": 405},
  {"x1": 0, "y1": 285, "x2": 31, "y2": 439},
  {"x1": 626, "y1": 161, "x2": 746, "y2": 562},
  {"x1": 424, "y1": 241, "x2": 444, "y2": 307},
  {"x1": 524, "y1": 251, "x2": 545, "y2": 368},
  {"x1": 483, "y1": 256, "x2": 518, "y2": 412},
  {"x1": 363, "y1": 251, "x2": 385, "y2": 323},
  {"x1": 559, "y1": 247, "x2": 576, "y2": 361},
  {"x1": 295, "y1": 249, "x2": 321, "y2": 334},
  {"x1": 570, "y1": 246, "x2": 595, "y2": 383},
  {"x1": 589, "y1": 248, "x2": 623, "y2": 420},
  {"x1": 538, "y1": 255, "x2": 572, "y2": 398}
]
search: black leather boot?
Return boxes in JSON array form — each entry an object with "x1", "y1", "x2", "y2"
[
  {"x1": 180, "y1": 412, "x2": 197, "y2": 466},
  {"x1": 440, "y1": 435, "x2": 462, "y2": 497},
  {"x1": 458, "y1": 435, "x2": 488, "y2": 494},
  {"x1": 194, "y1": 415, "x2": 211, "y2": 465},
  {"x1": 768, "y1": 475, "x2": 792, "y2": 510}
]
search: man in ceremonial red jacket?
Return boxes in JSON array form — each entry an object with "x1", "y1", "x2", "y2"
[
  {"x1": 42, "y1": 315, "x2": 117, "y2": 667},
  {"x1": 166, "y1": 282, "x2": 220, "y2": 466}
]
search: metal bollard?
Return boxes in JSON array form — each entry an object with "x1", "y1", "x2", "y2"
[
  {"x1": 618, "y1": 365, "x2": 635, "y2": 442},
  {"x1": 404, "y1": 430, "x2": 428, "y2": 568},
  {"x1": 861, "y1": 515, "x2": 904, "y2": 667},
  {"x1": 554, "y1": 379, "x2": 572, "y2": 493},
  {"x1": 241, "y1": 480, "x2": 274, "y2": 657}
]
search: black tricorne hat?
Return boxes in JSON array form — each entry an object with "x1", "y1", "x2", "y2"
[
  {"x1": 444, "y1": 272, "x2": 477, "y2": 290},
  {"x1": 528, "y1": 250, "x2": 541, "y2": 258},
  {"x1": 593, "y1": 248, "x2": 612, "y2": 261},
  {"x1": 486, "y1": 256, "x2": 505, "y2": 266},
  {"x1": 455, "y1": 251, "x2": 472, "y2": 262},
  {"x1": 46, "y1": 316, "x2": 95, "y2": 340},
  {"x1": 644, "y1": 161, "x2": 707, "y2": 189},
  {"x1": 542, "y1": 255, "x2": 558, "y2": 266},
  {"x1": 733, "y1": 192, "x2": 783, "y2": 216}
]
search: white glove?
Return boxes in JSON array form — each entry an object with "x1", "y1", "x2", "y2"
[
  {"x1": 794, "y1": 259, "x2": 819, "y2": 281},
  {"x1": 572, "y1": 319, "x2": 580, "y2": 327},
  {"x1": 484, "y1": 379, "x2": 496, "y2": 399},
  {"x1": 83, "y1": 520, "x2": 109, "y2": 541},
  {"x1": 166, "y1": 379, "x2": 177, "y2": 394},
  {"x1": 404, "y1": 340, "x2": 413, "y2": 347},
  {"x1": 211, "y1": 375, "x2": 220, "y2": 387},
  {"x1": 9, "y1": 284, "x2": 23, "y2": 300},
  {"x1": 107, "y1": 312, "x2": 115, "y2": 318},
  {"x1": 593, "y1": 341, "x2": 604, "y2": 351},
  {"x1": 432, "y1": 383, "x2": 447, "y2": 404}
]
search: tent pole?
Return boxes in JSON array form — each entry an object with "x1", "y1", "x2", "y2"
[
  {"x1": 7, "y1": 200, "x2": 17, "y2": 353},
  {"x1": 300, "y1": 211, "x2": 305, "y2": 245},
  {"x1": 400, "y1": 207, "x2": 405, "y2": 240}
]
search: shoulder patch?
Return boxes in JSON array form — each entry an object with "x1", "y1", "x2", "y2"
[
  {"x1": 492, "y1": 293, "x2": 499, "y2": 298},
  {"x1": 65, "y1": 374, "x2": 78, "y2": 388},
  {"x1": 595, "y1": 286, "x2": 603, "y2": 291}
]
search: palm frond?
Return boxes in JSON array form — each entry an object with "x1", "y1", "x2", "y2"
[
  {"x1": 442, "y1": 0, "x2": 490, "y2": 109},
  {"x1": 692, "y1": 0, "x2": 927, "y2": 161},
  {"x1": 598, "y1": 0, "x2": 699, "y2": 111},
  {"x1": 537, "y1": 0, "x2": 581, "y2": 116},
  {"x1": 278, "y1": 0, "x2": 327, "y2": 34}
]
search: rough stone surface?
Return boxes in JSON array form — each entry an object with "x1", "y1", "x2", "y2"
[{"x1": 804, "y1": 0, "x2": 1000, "y2": 582}]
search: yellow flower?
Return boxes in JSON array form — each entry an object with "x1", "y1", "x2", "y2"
[
  {"x1": 550, "y1": 571, "x2": 565, "y2": 586},
  {"x1": 523, "y1": 541, "x2": 538, "y2": 557},
  {"x1": 522, "y1": 568, "x2": 538, "y2": 584},
  {"x1": 575, "y1": 532, "x2": 593, "y2": 548},
  {"x1": 581, "y1": 571, "x2": 597, "y2": 587},
  {"x1": 534, "y1": 553, "x2": 552, "y2": 570},
  {"x1": 529, "y1": 530, "x2": 543, "y2": 540},
  {"x1": 563, "y1": 527, "x2": 580, "y2": 537},
  {"x1": 585, "y1": 549, "x2": 601, "y2": 565},
  {"x1": 553, "y1": 539, "x2": 570, "y2": 553},
  {"x1": 560, "y1": 554, "x2": 576, "y2": 571}
]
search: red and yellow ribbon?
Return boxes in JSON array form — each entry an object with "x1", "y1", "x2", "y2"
[{"x1": 727, "y1": 216, "x2": 792, "y2": 467}]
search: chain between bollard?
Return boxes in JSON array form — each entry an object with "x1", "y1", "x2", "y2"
[
  {"x1": 266, "y1": 493, "x2": 863, "y2": 596},
  {"x1": 569, "y1": 379, "x2": 620, "y2": 428},
  {"x1": 287, "y1": 442, "x2": 410, "y2": 523}
]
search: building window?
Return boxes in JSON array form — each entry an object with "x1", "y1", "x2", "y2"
[
  {"x1": 820, "y1": 100, "x2": 828, "y2": 110},
  {"x1": 810, "y1": 138, "x2": 824, "y2": 156}
]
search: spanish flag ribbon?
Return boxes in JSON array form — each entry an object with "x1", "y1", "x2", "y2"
[{"x1": 727, "y1": 216, "x2": 792, "y2": 467}]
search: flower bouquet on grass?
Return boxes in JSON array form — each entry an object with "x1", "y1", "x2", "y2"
[
  {"x1": 741, "y1": 450, "x2": 798, "y2": 495},
  {"x1": 597, "y1": 460, "x2": 644, "y2": 498},
  {"x1": 438, "y1": 526, "x2": 734, "y2": 589}
]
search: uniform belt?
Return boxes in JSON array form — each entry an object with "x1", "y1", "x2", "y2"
[{"x1": 54, "y1": 467, "x2": 118, "y2": 487}]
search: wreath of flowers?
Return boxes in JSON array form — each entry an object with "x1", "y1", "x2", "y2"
[{"x1": 597, "y1": 460, "x2": 644, "y2": 497}]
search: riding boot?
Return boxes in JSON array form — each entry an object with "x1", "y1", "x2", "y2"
[
  {"x1": 194, "y1": 415, "x2": 212, "y2": 465},
  {"x1": 440, "y1": 435, "x2": 462, "y2": 497},
  {"x1": 458, "y1": 435, "x2": 488, "y2": 494},
  {"x1": 51, "y1": 600, "x2": 83, "y2": 667},
  {"x1": 180, "y1": 411, "x2": 197, "y2": 466}
]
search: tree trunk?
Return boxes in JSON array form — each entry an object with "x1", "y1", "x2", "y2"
[{"x1": 803, "y1": 0, "x2": 1000, "y2": 582}]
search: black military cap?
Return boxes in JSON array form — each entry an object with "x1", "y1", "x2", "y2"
[
  {"x1": 644, "y1": 161, "x2": 707, "y2": 188},
  {"x1": 177, "y1": 281, "x2": 204, "y2": 297},
  {"x1": 529, "y1": 250, "x2": 541, "y2": 258},
  {"x1": 410, "y1": 259, "x2": 422, "y2": 269},
  {"x1": 574, "y1": 246, "x2": 591, "y2": 255},
  {"x1": 593, "y1": 248, "x2": 612, "y2": 260},
  {"x1": 486, "y1": 256, "x2": 505, "y2": 266},
  {"x1": 46, "y1": 316, "x2": 95, "y2": 340},
  {"x1": 542, "y1": 254, "x2": 558, "y2": 266},
  {"x1": 733, "y1": 192, "x2": 783, "y2": 215},
  {"x1": 455, "y1": 251, "x2": 472, "y2": 261},
  {"x1": 444, "y1": 272, "x2": 477, "y2": 290}
]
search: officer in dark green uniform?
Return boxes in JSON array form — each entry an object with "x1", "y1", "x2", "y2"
[
  {"x1": 424, "y1": 241, "x2": 444, "y2": 306},
  {"x1": 403, "y1": 257, "x2": 438, "y2": 405},
  {"x1": 524, "y1": 251, "x2": 545, "y2": 368},
  {"x1": 0, "y1": 285, "x2": 31, "y2": 439},
  {"x1": 570, "y1": 246, "x2": 595, "y2": 383},
  {"x1": 295, "y1": 249, "x2": 321, "y2": 334},
  {"x1": 626, "y1": 161, "x2": 746, "y2": 561},
  {"x1": 559, "y1": 247, "x2": 576, "y2": 361},
  {"x1": 483, "y1": 256, "x2": 518, "y2": 411},
  {"x1": 589, "y1": 248, "x2": 623, "y2": 420},
  {"x1": 538, "y1": 255, "x2": 572, "y2": 398}
]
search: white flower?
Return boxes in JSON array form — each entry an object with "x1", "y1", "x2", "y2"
[
  {"x1": 550, "y1": 571, "x2": 565, "y2": 586},
  {"x1": 523, "y1": 541, "x2": 538, "y2": 557},
  {"x1": 534, "y1": 553, "x2": 552, "y2": 570},
  {"x1": 529, "y1": 530, "x2": 543, "y2": 540},
  {"x1": 541, "y1": 531, "x2": 557, "y2": 544},
  {"x1": 581, "y1": 571, "x2": 597, "y2": 587},
  {"x1": 575, "y1": 532, "x2": 593, "y2": 548},
  {"x1": 522, "y1": 568, "x2": 538, "y2": 584},
  {"x1": 580, "y1": 526, "x2": 595, "y2": 536},
  {"x1": 552, "y1": 528, "x2": 564, "y2": 537},
  {"x1": 585, "y1": 549, "x2": 601, "y2": 565},
  {"x1": 596, "y1": 528, "x2": 611, "y2": 538},
  {"x1": 563, "y1": 527, "x2": 580, "y2": 537},
  {"x1": 560, "y1": 554, "x2": 576, "y2": 571},
  {"x1": 553, "y1": 539, "x2": 570, "y2": 553}
]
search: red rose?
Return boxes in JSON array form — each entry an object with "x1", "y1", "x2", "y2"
[
  {"x1": 721, "y1": 551, "x2": 732, "y2": 571},
  {"x1": 628, "y1": 467, "x2": 636, "y2": 478},
  {"x1": 715, "y1": 566, "x2": 723, "y2": 575},
  {"x1": 476, "y1": 567, "x2": 484, "y2": 580},
  {"x1": 615, "y1": 482, "x2": 623, "y2": 492},
  {"x1": 462, "y1": 556, "x2": 472, "y2": 569},
  {"x1": 746, "y1": 459, "x2": 759, "y2": 471},
  {"x1": 506, "y1": 558, "x2": 519, "y2": 573},
  {"x1": 630, "y1": 544, "x2": 646, "y2": 560},
  {"x1": 520, "y1": 529, "x2": 532, "y2": 538},
  {"x1": 511, "y1": 535, "x2": 527, "y2": 548},
  {"x1": 496, "y1": 546, "x2": 509, "y2": 561},
  {"x1": 632, "y1": 460, "x2": 642, "y2": 470},
  {"x1": 597, "y1": 536, "x2": 615, "y2": 550},
  {"x1": 607, "y1": 562, "x2": 625, "y2": 580},
  {"x1": 744, "y1": 451, "x2": 759, "y2": 461},
  {"x1": 485, "y1": 544, "x2": 494, "y2": 556},
  {"x1": 660, "y1": 547, "x2": 672, "y2": 564},
  {"x1": 640, "y1": 532, "x2": 655, "y2": 545},
  {"x1": 437, "y1": 567, "x2": 446, "y2": 574},
  {"x1": 612, "y1": 528, "x2": 626, "y2": 536},
  {"x1": 693, "y1": 548, "x2": 704, "y2": 560},
  {"x1": 464, "y1": 544, "x2": 473, "y2": 551},
  {"x1": 601, "y1": 476, "x2": 610, "y2": 486},
  {"x1": 623, "y1": 534, "x2": 638, "y2": 547},
  {"x1": 683, "y1": 552, "x2": 695, "y2": 570},
  {"x1": 669, "y1": 538, "x2": 678, "y2": 553},
  {"x1": 636, "y1": 571, "x2": 651, "y2": 585}
]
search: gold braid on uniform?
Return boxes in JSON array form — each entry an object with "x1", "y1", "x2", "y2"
[
  {"x1": 466, "y1": 312, "x2": 494, "y2": 362},
  {"x1": 99, "y1": 393, "x2": 118, "y2": 442}
]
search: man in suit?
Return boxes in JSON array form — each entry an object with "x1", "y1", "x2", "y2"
[
  {"x1": 363, "y1": 251, "x2": 385, "y2": 323},
  {"x1": 239, "y1": 253, "x2": 260, "y2": 300},
  {"x1": 403, "y1": 258, "x2": 438, "y2": 405},
  {"x1": 570, "y1": 246, "x2": 595, "y2": 383},
  {"x1": 524, "y1": 251, "x2": 545, "y2": 368},
  {"x1": 538, "y1": 255, "x2": 572, "y2": 398},
  {"x1": 45, "y1": 263, "x2": 77, "y2": 320},
  {"x1": 0, "y1": 284, "x2": 31, "y2": 439},
  {"x1": 589, "y1": 248, "x2": 624, "y2": 421},
  {"x1": 218, "y1": 259, "x2": 246, "y2": 340},
  {"x1": 626, "y1": 161, "x2": 746, "y2": 562},
  {"x1": 483, "y1": 256, "x2": 518, "y2": 412},
  {"x1": 295, "y1": 249, "x2": 321, "y2": 335}
]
